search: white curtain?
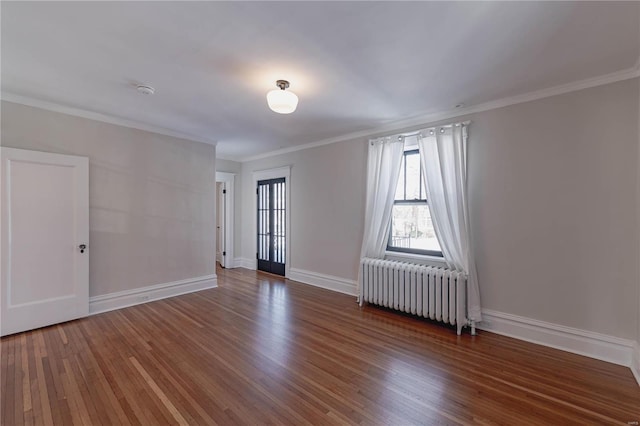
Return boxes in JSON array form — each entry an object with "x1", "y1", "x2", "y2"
[
  {"x1": 417, "y1": 123, "x2": 482, "y2": 322},
  {"x1": 359, "y1": 136, "x2": 405, "y2": 259}
]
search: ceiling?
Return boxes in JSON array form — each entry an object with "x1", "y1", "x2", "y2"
[{"x1": 2, "y1": 2, "x2": 639, "y2": 161}]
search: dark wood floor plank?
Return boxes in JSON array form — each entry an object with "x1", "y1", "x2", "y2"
[
  {"x1": 32, "y1": 330, "x2": 54, "y2": 426},
  {"x1": 3, "y1": 335, "x2": 16, "y2": 426},
  {"x1": 19, "y1": 334, "x2": 32, "y2": 425},
  {"x1": 2, "y1": 266, "x2": 640, "y2": 425}
]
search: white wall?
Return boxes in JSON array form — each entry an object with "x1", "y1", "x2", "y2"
[
  {"x1": 636, "y1": 74, "x2": 640, "y2": 377},
  {"x1": 240, "y1": 138, "x2": 367, "y2": 280},
  {"x1": 239, "y1": 78, "x2": 640, "y2": 341},
  {"x1": 469, "y1": 79, "x2": 638, "y2": 340},
  {"x1": 1, "y1": 101, "x2": 217, "y2": 297}
]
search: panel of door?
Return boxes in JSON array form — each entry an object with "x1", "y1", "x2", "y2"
[
  {"x1": 257, "y1": 178, "x2": 285, "y2": 276},
  {"x1": 1, "y1": 147, "x2": 89, "y2": 336}
]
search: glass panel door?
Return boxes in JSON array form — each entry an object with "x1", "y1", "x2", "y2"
[{"x1": 257, "y1": 178, "x2": 285, "y2": 276}]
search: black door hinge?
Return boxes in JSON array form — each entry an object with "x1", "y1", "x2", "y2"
[{"x1": 223, "y1": 251, "x2": 226, "y2": 256}]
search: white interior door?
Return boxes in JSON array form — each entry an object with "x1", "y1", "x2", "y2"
[{"x1": 1, "y1": 147, "x2": 89, "y2": 336}]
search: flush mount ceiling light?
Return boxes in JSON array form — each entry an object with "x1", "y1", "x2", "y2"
[{"x1": 266, "y1": 80, "x2": 298, "y2": 114}]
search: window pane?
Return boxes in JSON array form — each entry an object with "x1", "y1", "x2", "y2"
[
  {"x1": 394, "y1": 157, "x2": 405, "y2": 200},
  {"x1": 389, "y1": 203, "x2": 441, "y2": 253},
  {"x1": 405, "y1": 153, "x2": 422, "y2": 200}
]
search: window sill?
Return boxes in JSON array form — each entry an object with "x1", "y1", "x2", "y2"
[{"x1": 384, "y1": 250, "x2": 448, "y2": 268}]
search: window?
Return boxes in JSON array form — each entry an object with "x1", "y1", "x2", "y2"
[{"x1": 387, "y1": 149, "x2": 442, "y2": 257}]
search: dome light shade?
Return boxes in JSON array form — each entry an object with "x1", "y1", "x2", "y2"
[{"x1": 267, "y1": 80, "x2": 298, "y2": 114}]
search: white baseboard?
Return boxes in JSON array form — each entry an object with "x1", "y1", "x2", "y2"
[
  {"x1": 89, "y1": 274, "x2": 217, "y2": 315},
  {"x1": 288, "y1": 268, "x2": 357, "y2": 296},
  {"x1": 234, "y1": 257, "x2": 256, "y2": 270},
  {"x1": 632, "y1": 342, "x2": 640, "y2": 386},
  {"x1": 478, "y1": 309, "x2": 635, "y2": 369},
  {"x1": 229, "y1": 262, "x2": 357, "y2": 296}
]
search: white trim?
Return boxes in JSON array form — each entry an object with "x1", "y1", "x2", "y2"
[
  {"x1": 234, "y1": 257, "x2": 256, "y2": 270},
  {"x1": 478, "y1": 309, "x2": 635, "y2": 368},
  {"x1": 3, "y1": 66, "x2": 637, "y2": 164},
  {"x1": 1, "y1": 93, "x2": 217, "y2": 147},
  {"x1": 240, "y1": 66, "x2": 640, "y2": 163},
  {"x1": 636, "y1": 50, "x2": 640, "y2": 389},
  {"x1": 384, "y1": 250, "x2": 448, "y2": 268},
  {"x1": 253, "y1": 166, "x2": 291, "y2": 182},
  {"x1": 288, "y1": 268, "x2": 357, "y2": 296},
  {"x1": 89, "y1": 274, "x2": 217, "y2": 315},
  {"x1": 632, "y1": 342, "x2": 640, "y2": 387},
  {"x1": 216, "y1": 171, "x2": 235, "y2": 269},
  {"x1": 252, "y1": 166, "x2": 291, "y2": 278}
]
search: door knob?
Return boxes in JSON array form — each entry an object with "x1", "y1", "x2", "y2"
[{"x1": 79, "y1": 244, "x2": 87, "y2": 253}]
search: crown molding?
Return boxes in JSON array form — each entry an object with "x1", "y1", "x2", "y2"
[
  {"x1": 215, "y1": 153, "x2": 243, "y2": 162},
  {"x1": 240, "y1": 65, "x2": 640, "y2": 163},
  {"x1": 241, "y1": 128, "x2": 380, "y2": 163},
  {"x1": 3, "y1": 62, "x2": 638, "y2": 162},
  {"x1": 0, "y1": 92, "x2": 217, "y2": 146}
]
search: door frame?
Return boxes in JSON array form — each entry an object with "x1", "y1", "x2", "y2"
[
  {"x1": 216, "y1": 182, "x2": 225, "y2": 266},
  {"x1": 215, "y1": 172, "x2": 235, "y2": 269},
  {"x1": 256, "y1": 177, "x2": 286, "y2": 276},
  {"x1": 252, "y1": 166, "x2": 290, "y2": 278}
]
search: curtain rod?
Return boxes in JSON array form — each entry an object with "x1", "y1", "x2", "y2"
[
  {"x1": 373, "y1": 120, "x2": 471, "y2": 141},
  {"x1": 404, "y1": 120, "x2": 471, "y2": 137},
  {"x1": 399, "y1": 131, "x2": 423, "y2": 138}
]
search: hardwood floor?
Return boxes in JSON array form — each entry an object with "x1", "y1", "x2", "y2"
[{"x1": 2, "y1": 266, "x2": 639, "y2": 425}]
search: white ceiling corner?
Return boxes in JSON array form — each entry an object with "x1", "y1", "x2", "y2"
[{"x1": 0, "y1": 92, "x2": 218, "y2": 147}]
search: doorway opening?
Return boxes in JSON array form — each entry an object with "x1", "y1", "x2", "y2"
[
  {"x1": 216, "y1": 182, "x2": 225, "y2": 267},
  {"x1": 215, "y1": 172, "x2": 235, "y2": 269}
]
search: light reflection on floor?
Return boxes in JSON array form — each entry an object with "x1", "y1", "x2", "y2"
[
  {"x1": 380, "y1": 347, "x2": 446, "y2": 421},
  {"x1": 255, "y1": 279, "x2": 292, "y2": 377}
]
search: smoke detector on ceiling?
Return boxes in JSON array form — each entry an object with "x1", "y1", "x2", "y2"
[{"x1": 136, "y1": 85, "x2": 155, "y2": 95}]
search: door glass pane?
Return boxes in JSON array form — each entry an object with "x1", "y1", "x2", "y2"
[
  {"x1": 257, "y1": 183, "x2": 270, "y2": 261},
  {"x1": 273, "y1": 181, "x2": 285, "y2": 264}
]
